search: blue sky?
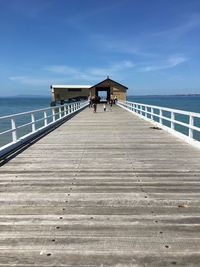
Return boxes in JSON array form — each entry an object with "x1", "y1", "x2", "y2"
[{"x1": 0, "y1": 0, "x2": 200, "y2": 96}]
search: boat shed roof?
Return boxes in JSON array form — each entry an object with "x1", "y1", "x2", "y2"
[
  {"x1": 51, "y1": 85, "x2": 91, "y2": 89},
  {"x1": 90, "y1": 78, "x2": 128, "y2": 90}
]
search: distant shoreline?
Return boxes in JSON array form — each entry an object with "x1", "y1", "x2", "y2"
[
  {"x1": 0, "y1": 95, "x2": 50, "y2": 98},
  {"x1": 129, "y1": 94, "x2": 200, "y2": 97},
  {"x1": 0, "y1": 94, "x2": 200, "y2": 98}
]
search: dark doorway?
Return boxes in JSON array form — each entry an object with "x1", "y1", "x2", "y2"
[{"x1": 95, "y1": 87, "x2": 110, "y2": 102}]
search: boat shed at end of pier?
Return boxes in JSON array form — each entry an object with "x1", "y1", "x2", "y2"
[{"x1": 50, "y1": 77, "x2": 128, "y2": 103}]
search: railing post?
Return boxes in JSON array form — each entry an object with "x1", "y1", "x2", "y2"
[
  {"x1": 151, "y1": 108, "x2": 153, "y2": 120},
  {"x1": 44, "y1": 111, "x2": 48, "y2": 126},
  {"x1": 64, "y1": 105, "x2": 67, "y2": 116},
  {"x1": 142, "y1": 106, "x2": 145, "y2": 116},
  {"x1": 31, "y1": 113, "x2": 36, "y2": 132},
  {"x1": 52, "y1": 108, "x2": 56, "y2": 122},
  {"x1": 145, "y1": 106, "x2": 148, "y2": 117},
  {"x1": 189, "y1": 115, "x2": 194, "y2": 139},
  {"x1": 59, "y1": 107, "x2": 62, "y2": 118},
  {"x1": 171, "y1": 112, "x2": 175, "y2": 130},
  {"x1": 159, "y1": 109, "x2": 162, "y2": 124},
  {"x1": 11, "y1": 118, "x2": 17, "y2": 142}
]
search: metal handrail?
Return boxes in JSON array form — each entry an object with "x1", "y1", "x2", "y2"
[
  {"x1": 0, "y1": 100, "x2": 89, "y2": 158},
  {"x1": 125, "y1": 100, "x2": 200, "y2": 118},
  {"x1": 117, "y1": 100, "x2": 200, "y2": 147}
]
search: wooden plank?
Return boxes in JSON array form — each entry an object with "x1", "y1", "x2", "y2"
[{"x1": 0, "y1": 104, "x2": 200, "y2": 266}]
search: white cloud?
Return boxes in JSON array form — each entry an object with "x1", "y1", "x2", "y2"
[
  {"x1": 66, "y1": 1, "x2": 127, "y2": 26},
  {"x1": 9, "y1": 76, "x2": 67, "y2": 86},
  {"x1": 167, "y1": 56, "x2": 187, "y2": 67},
  {"x1": 45, "y1": 61, "x2": 135, "y2": 80},
  {"x1": 88, "y1": 61, "x2": 135, "y2": 76},
  {"x1": 140, "y1": 55, "x2": 188, "y2": 72},
  {"x1": 92, "y1": 34, "x2": 155, "y2": 57},
  {"x1": 9, "y1": 60, "x2": 135, "y2": 86},
  {"x1": 151, "y1": 14, "x2": 200, "y2": 40},
  {"x1": 44, "y1": 65, "x2": 80, "y2": 75}
]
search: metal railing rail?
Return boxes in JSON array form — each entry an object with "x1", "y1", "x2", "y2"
[
  {"x1": 117, "y1": 100, "x2": 200, "y2": 148},
  {"x1": 0, "y1": 100, "x2": 89, "y2": 158}
]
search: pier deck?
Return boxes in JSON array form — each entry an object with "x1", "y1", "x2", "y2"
[{"x1": 0, "y1": 105, "x2": 200, "y2": 266}]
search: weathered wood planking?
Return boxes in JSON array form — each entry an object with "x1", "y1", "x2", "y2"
[{"x1": 0, "y1": 104, "x2": 200, "y2": 267}]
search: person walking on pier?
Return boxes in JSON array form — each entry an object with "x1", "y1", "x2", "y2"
[
  {"x1": 103, "y1": 103, "x2": 107, "y2": 112},
  {"x1": 91, "y1": 96, "x2": 97, "y2": 113},
  {"x1": 93, "y1": 102, "x2": 97, "y2": 113},
  {"x1": 88, "y1": 96, "x2": 92, "y2": 108}
]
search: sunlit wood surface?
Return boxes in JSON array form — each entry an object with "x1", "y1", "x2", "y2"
[{"x1": 1, "y1": 104, "x2": 200, "y2": 266}]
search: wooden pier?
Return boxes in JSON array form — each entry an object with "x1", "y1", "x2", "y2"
[{"x1": 0, "y1": 104, "x2": 200, "y2": 266}]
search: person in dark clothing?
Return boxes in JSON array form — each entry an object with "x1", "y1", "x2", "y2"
[
  {"x1": 93, "y1": 103, "x2": 97, "y2": 112},
  {"x1": 92, "y1": 96, "x2": 98, "y2": 113}
]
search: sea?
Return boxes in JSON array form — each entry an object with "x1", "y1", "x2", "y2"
[
  {"x1": 0, "y1": 97, "x2": 51, "y2": 147},
  {"x1": 128, "y1": 95, "x2": 200, "y2": 113},
  {"x1": 0, "y1": 95, "x2": 200, "y2": 147}
]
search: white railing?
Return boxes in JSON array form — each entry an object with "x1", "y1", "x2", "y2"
[
  {"x1": 117, "y1": 100, "x2": 200, "y2": 148},
  {"x1": 0, "y1": 100, "x2": 88, "y2": 158}
]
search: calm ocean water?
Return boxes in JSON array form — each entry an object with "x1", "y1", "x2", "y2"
[
  {"x1": 0, "y1": 95, "x2": 199, "y2": 117},
  {"x1": 0, "y1": 97, "x2": 50, "y2": 117},
  {"x1": 0, "y1": 97, "x2": 50, "y2": 147},
  {"x1": 128, "y1": 95, "x2": 200, "y2": 113},
  {"x1": 0, "y1": 95, "x2": 200, "y2": 147}
]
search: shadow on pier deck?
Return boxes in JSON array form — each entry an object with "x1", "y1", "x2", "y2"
[{"x1": 1, "y1": 105, "x2": 200, "y2": 266}]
